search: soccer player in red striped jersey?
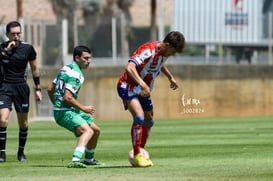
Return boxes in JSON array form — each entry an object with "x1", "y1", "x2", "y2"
[{"x1": 117, "y1": 31, "x2": 185, "y2": 167}]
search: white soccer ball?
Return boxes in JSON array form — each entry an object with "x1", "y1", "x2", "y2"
[{"x1": 128, "y1": 148, "x2": 150, "y2": 166}]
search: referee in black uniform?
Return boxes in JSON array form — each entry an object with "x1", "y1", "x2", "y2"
[{"x1": 0, "y1": 21, "x2": 42, "y2": 162}]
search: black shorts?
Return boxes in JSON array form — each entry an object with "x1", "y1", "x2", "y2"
[{"x1": 0, "y1": 82, "x2": 30, "y2": 112}]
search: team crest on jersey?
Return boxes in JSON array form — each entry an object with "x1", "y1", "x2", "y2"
[{"x1": 72, "y1": 86, "x2": 77, "y2": 91}]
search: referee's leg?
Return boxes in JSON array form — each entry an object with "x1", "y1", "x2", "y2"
[
  {"x1": 17, "y1": 112, "x2": 29, "y2": 162},
  {"x1": 0, "y1": 108, "x2": 10, "y2": 162}
]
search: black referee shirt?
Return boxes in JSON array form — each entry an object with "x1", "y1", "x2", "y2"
[{"x1": 0, "y1": 41, "x2": 37, "y2": 84}]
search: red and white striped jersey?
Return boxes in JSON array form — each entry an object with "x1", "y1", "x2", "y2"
[{"x1": 118, "y1": 41, "x2": 168, "y2": 92}]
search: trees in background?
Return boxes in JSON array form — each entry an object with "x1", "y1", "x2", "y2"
[{"x1": 50, "y1": 0, "x2": 134, "y2": 58}]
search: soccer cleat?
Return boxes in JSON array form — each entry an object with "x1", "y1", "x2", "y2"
[
  {"x1": 147, "y1": 159, "x2": 154, "y2": 166},
  {"x1": 17, "y1": 152, "x2": 27, "y2": 162},
  {"x1": 0, "y1": 151, "x2": 6, "y2": 163},
  {"x1": 133, "y1": 153, "x2": 152, "y2": 167},
  {"x1": 67, "y1": 161, "x2": 87, "y2": 168},
  {"x1": 83, "y1": 158, "x2": 104, "y2": 166}
]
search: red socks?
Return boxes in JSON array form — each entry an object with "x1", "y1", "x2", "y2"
[
  {"x1": 131, "y1": 124, "x2": 152, "y2": 155},
  {"x1": 131, "y1": 123, "x2": 143, "y2": 155},
  {"x1": 141, "y1": 126, "x2": 151, "y2": 148},
  {"x1": 131, "y1": 117, "x2": 154, "y2": 156}
]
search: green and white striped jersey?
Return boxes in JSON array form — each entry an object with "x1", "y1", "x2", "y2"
[{"x1": 53, "y1": 61, "x2": 84, "y2": 110}]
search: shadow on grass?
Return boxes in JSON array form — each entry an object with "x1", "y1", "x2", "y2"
[
  {"x1": 30, "y1": 164, "x2": 134, "y2": 169},
  {"x1": 30, "y1": 164, "x2": 65, "y2": 168},
  {"x1": 94, "y1": 165, "x2": 133, "y2": 169}
]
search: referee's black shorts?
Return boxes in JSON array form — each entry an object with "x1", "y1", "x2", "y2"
[{"x1": 0, "y1": 82, "x2": 30, "y2": 113}]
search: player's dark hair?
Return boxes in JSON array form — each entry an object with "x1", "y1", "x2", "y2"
[
  {"x1": 6, "y1": 21, "x2": 21, "y2": 34},
  {"x1": 73, "y1": 45, "x2": 92, "y2": 59},
  {"x1": 163, "y1": 31, "x2": 185, "y2": 53}
]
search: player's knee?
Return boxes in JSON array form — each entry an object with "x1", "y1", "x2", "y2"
[
  {"x1": 76, "y1": 125, "x2": 93, "y2": 137},
  {"x1": 86, "y1": 128, "x2": 94, "y2": 138},
  {"x1": 0, "y1": 117, "x2": 8, "y2": 127},
  {"x1": 143, "y1": 120, "x2": 154, "y2": 127},
  {"x1": 78, "y1": 128, "x2": 93, "y2": 140},
  {"x1": 133, "y1": 115, "x2": 144, "y2": 125}
]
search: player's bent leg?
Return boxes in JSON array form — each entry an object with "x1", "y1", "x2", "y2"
[
  {"x1": 68, "y1": 123, "x2": 93, "y2": 167},
  {"x1": 75, "y1": 123, "x2": 93, "y2": 146},
  {"x1": 84, "y1": 122, "x2": 103, "y2": 166},
  {"x1": 87, "y1": 122, "x2": 100, "y2": 148}
]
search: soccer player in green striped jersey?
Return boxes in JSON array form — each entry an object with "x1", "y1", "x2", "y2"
[{"x1": 47, "y1": 45, "x2": 102, "y2": 168}]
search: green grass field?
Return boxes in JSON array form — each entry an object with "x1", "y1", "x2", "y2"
[{"x1": 1, "y1": 116, "x2": 273, "y2": 181}]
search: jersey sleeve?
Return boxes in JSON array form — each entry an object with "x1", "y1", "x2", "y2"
[
  {"x1": 129, "y1": 47, "x2": 152, "y2": 66},
  {"x1": 65, "y1": 75, "x2": 81, "y2": 95},
  {"x1": 28, "y1": 45, "x2": 37, "y2": 61},
  {"x1": 52, "y1": 78, "x2": 57, "y2": 84}
]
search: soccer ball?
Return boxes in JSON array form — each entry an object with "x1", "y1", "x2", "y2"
[{"x1": 128, "y1": 148, "x2": 150, "y2": 166}]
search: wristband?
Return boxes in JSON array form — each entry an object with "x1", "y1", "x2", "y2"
[{"x1": 33, "y1": 76, "x2": 40, "y2": 86}]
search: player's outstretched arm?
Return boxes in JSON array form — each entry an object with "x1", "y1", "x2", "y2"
[{"x1": 161, "y1": 65, "x2": 179, "y2": 90}]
